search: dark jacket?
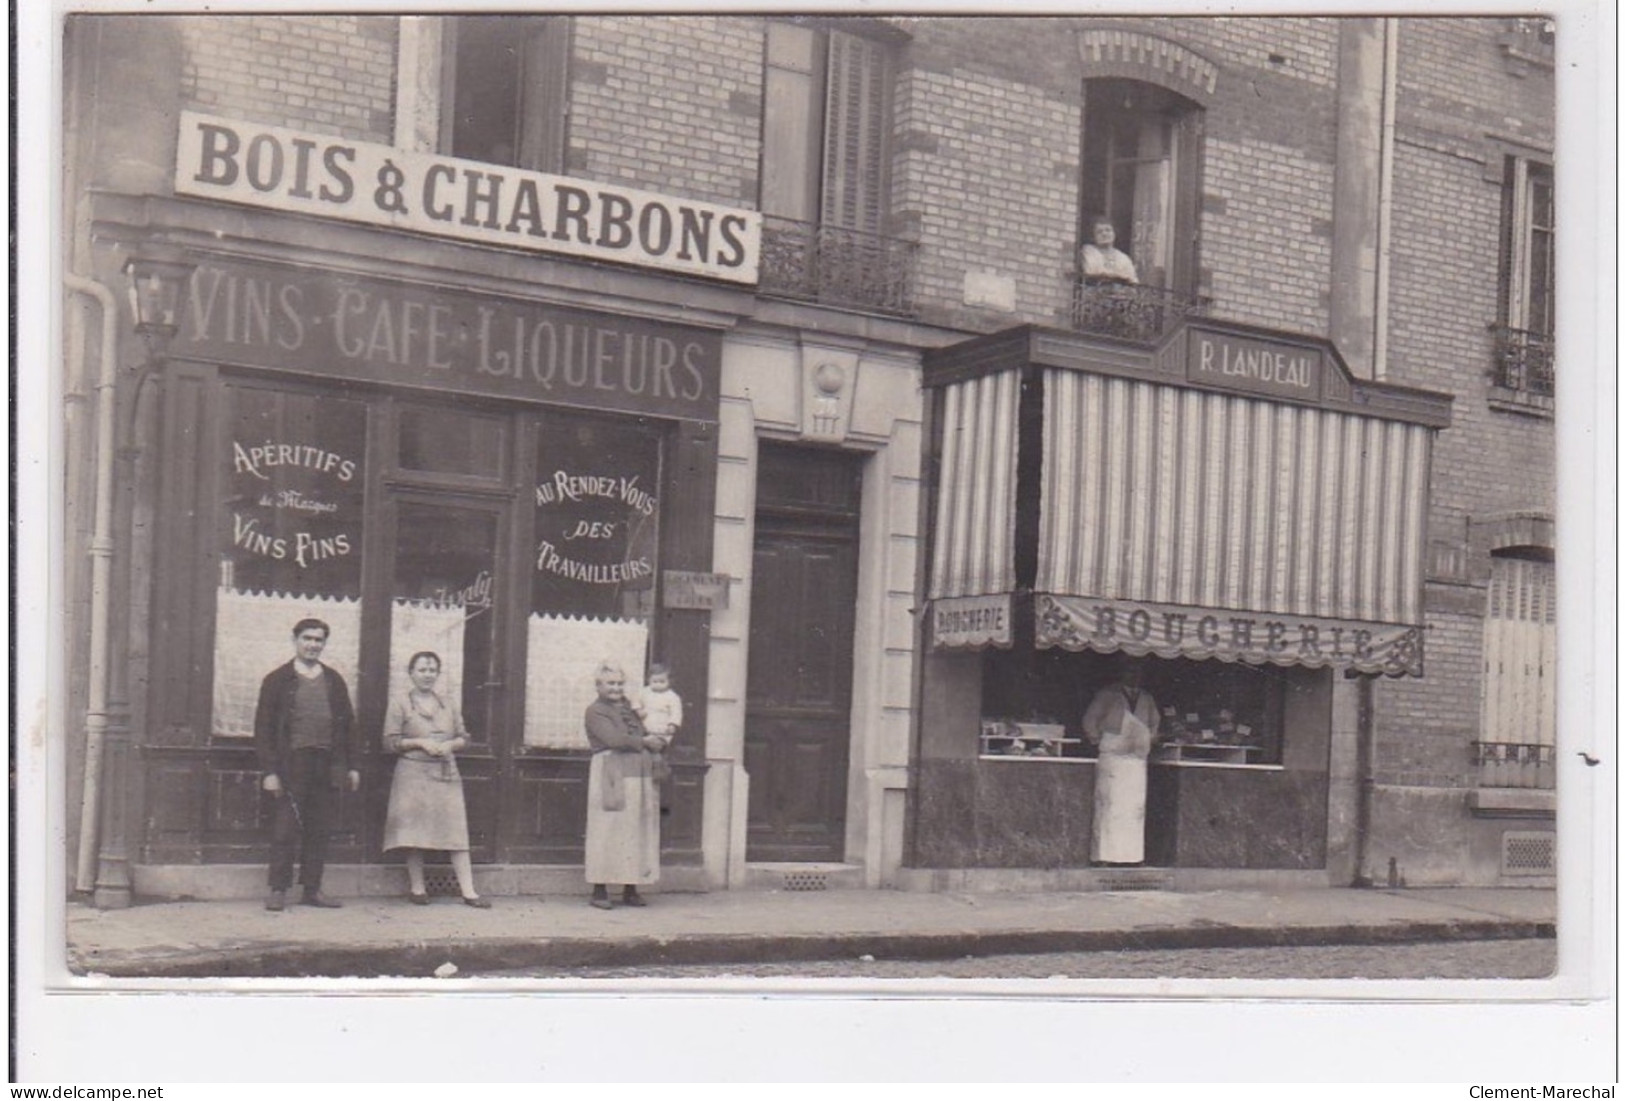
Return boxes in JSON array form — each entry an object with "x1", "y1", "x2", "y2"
[{"x1": 253, "y1": 660, "x2": 357, "y2": 785}]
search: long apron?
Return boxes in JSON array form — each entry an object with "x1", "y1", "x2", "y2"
[
  {"x1": 583, "y1": 752, "x2": 661, "y2": 886},
  {"x1": 1090, "y1": 707, "x2": 1153, "y2": 863}
]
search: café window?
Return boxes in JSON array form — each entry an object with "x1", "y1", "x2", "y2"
[
  {"x1": 978, "y1": 650, "x2": 1284, "y2": 766},
  {"x1": 522, "y1": 413, "x2": 664, "y2": 748},
  {"x1": 212, "y1": 381, "x2": 368, "y2": 737},
  {"x1": 1492, "y1": 156, "x2": 1555, "y2": 397},
  {"x1": 1078, "y1": 78, "x2": 1203, "y2": 293},
  {"x1": 441, "y1": 15, "x2": 570, "y2": 172}
]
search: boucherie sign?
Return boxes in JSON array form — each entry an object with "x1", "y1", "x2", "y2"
[{"x1": 174, "y1": 112, "x2": 761, "y2": 284}]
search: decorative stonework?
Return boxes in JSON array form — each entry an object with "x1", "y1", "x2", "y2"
[
  {"x1": 798, "y1": 343, "x2": 861, "y2": 443},
  {"x1": 1076, "y1": 28, "x2": 1219, "y2": 102}
]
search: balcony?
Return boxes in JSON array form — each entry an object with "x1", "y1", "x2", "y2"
[
  {"x1": 1471, "y1": 741, "x2": 1556, "y2": 791},
  {"x1": 1488, "y1": 324, "x2": 1555, "y2": 411},
  {"x1": 758, "y1": 216, "x2": 918, "y2": 317},
  {"x1": 1068, "y1": 277, "x2": 1210, "y2": 344}
]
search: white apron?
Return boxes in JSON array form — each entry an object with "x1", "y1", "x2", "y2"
[{"x1": 1090, "y1": 706, "x2": 1153, "y2": 863}]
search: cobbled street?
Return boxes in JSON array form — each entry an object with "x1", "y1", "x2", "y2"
[{"x1": 491, "y1": 936, "x2": 1555, "y2": 981}]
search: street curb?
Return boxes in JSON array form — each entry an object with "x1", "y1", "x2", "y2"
[{"x1": 72, "y1": 918, "x2": 1557, "y2": 979}]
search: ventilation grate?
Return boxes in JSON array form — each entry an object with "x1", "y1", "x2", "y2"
[
  {"x1": 782, "y1": 871, "x2": 829, "y2": 892},
  {"x1": 422, "y1": 867, "x2": 461, "y2": 896},
  {"x1": 1502, "y1": 830, "x2": 1556, "y2": 875},
  {"x1": 1097, "y1": 870, "x2": 1170, "y2": 892}
]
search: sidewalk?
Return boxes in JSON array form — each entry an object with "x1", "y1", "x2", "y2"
[{"x1": 66, "y1": 885, "x2": 1556, "y2": 979}]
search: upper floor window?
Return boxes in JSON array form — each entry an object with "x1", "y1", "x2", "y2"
[
  {"x1": 1491, "y1": 156, "x2": 1554, "y2": 401},
  {"x1": 1072, "y1": 78, "x2": 1205, "y2": 341},
  {"x1": 1079, "y1": 79, "x2": 1202, "y2": 293},
  {"x1": 441, "y1": 15, "x2": 570, "y2": 172},
  {"x1": 758, "y1": 20, "x2": 914, "y2": 314},
  {"x1": 760, "y1": 20, "x2": 894, "y2": 234}
]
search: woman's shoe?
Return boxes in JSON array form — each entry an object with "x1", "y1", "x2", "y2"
[
  {"x1": 461, "y1": 895, "x2": 493, "y2": 909},
  {"x1": 408, "y1": 891, "x2": 430, "y2": 905}
]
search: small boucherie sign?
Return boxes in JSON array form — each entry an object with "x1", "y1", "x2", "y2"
[{"x1": 174, "y1": 111, "x2": 763, "y2": 285}]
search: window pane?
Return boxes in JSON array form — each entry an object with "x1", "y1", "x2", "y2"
[
  {"x1": 213, "y1": 385, "x2": 367, "y2": 737},
  {"x1": 389, "y1": 502, "x2": 500, "y2": 740},
  {"x1": 449, "y1": 17, "x2": 524, "y2": 166},
  {"x1": 397, "y1": 406, "x2": 506, "y2": 478},
  {"x1": 522, "y1": 416, "x2": 662, "y2": 748}
]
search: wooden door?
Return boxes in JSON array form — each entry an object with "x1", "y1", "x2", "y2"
[{"x1": 745, "y1": 445, "x2": 862, "y2": 862}]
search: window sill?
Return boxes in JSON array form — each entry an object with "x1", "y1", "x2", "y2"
[
  {"x1": 1468, "y1": 787, "x2": 1556, "y2": 819},
  {"x1": 1487, "y1": 384, "x2": 1554, "y2": 418}
]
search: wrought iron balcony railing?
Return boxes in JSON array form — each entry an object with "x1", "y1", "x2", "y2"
[
  {"x1": 1068, "y1": 277, "x2": 1210, "y2": 344},
  {"x1": 758, "y1": 216, "x2": 918, "y2": 317},
  {"x1": 1489, "y1": 324, "x2": 1555, "y2": 397},
  {"x1": 1471, "y1": 741, "x2": 1556, "y2": 790}
]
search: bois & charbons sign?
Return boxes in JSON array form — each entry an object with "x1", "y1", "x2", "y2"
[{"x1": 174, "y1": 112, "x2": 762, "y2": 285}]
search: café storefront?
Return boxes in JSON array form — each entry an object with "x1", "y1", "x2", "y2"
[
  {"x1": 910, "y1": 322, "x2": 1452, "y2": 884},
  {"x1": 91, "y1": 112, "x2": 756, "y2": 899}
]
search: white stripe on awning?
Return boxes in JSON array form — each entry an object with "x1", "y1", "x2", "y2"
[
  {"x1": 1038, "y1": 369, "x2": 1432, "y2": 627},
  {"x1": 929, "y1": 370, "x2": 1021, "y2": 599}
]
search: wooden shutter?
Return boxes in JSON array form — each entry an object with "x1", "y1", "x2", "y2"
[
  {"x1": 1483, "y1": 556, "x2": 1556, "y2": 748},
  {"x1": 821, "y1": 30, "x2": 891, "y2": 234},
  {"x1": 519, "y1": 17, "x2": 570, "y2": 174}
]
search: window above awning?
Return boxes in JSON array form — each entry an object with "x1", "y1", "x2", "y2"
[{"x1": 923, "y1": 322, "x2": 1452, "y2": 676}]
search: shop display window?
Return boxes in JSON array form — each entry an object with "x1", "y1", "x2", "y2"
[
  {"x1": 978, "y1": 649, "x2": 1285, "y2": 765},
  {"x1": 213, "y1": 383, "x2": 367, "y2": 737},
  {"x1": 523, "y1": 414, "x2": 663, "y2": 748}
]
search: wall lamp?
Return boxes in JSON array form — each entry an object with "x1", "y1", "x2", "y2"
[{"x1": 122, "y1": 249, "x2": 196, "y2": 346}]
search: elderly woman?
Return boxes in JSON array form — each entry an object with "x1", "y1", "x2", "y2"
[
  {"x1": 582, "y1": 661, "x2": 669, "y2": 909},
  {"x1": 1079, "y1": 216, "x2": 1140, "y2": 284},
  {"x1": 382, "y1": 651, "x2": 490, "y2": 908}
]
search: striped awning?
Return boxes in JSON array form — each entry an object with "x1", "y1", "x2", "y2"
[
  {"x1": 929, "y1": 369, "x2": 1021, "y2": 601},
  {"x1": 1036, "y1": 369, "x2": 1433, "y2": 675}
]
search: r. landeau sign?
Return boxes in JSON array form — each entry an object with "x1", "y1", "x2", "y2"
[{"x1": 174, "y1": 111, "x2": 762, "y2": 284}]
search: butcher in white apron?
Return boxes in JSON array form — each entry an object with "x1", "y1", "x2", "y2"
[{"x1": 1081, "y1": 659, "x2": 1162, "y2": 865}]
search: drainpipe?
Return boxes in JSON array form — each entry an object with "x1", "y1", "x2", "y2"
[
  {"x1": 64, "y1": 272, "x2": 120, "y2": 894},
  {"x1": 1351, "y1": 673, "x2": 1377, "y2": 887},
  {"x1": 1372, "y1": 17, "x2": 1399, "y2": 380}
]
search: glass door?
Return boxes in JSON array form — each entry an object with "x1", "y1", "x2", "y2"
[{"x1": 382, "y1": 493, "x2": 508, "y2": 862}]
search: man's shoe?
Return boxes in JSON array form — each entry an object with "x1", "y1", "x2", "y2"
[
  {"x1": 265, "y1": 889, "x2": 286, "y2": 912},
  {"x1": 620, "y1": 889, "x2": 647, "y2": 908},
  {"x1": 589, "y1": 897, "x2": 614, "y2": 910},
  {"x1": 301, "y1": 890, "x2": 343, "y2": 908}
]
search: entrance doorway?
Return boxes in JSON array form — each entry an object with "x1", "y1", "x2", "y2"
[
  {"x1": 373, "y1": 490, "x2": 510, "y2": 864},
  {"x1": 744, "y1": 443, "x2": 862, "y2": 862}
]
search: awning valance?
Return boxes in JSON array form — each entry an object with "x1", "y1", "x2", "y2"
[
  {"x1": 928, "y1": 369, "x2": 1021, "y2": 601},
  {"x1": 1036, "y1": 368, "x2": 1432, "y2": 674}
]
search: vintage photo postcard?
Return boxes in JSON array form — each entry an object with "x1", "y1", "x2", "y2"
[{"x1": 14, "y1": 0, "x2": 1615, "y2": 1083}]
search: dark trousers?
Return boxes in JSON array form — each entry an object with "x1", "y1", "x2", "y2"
[{"x1": 268, "y1": 747, "x2": 335, "y2": 892}]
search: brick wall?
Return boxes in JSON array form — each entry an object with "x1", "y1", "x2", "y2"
[
  {"x1": 894, "y1": 16, "x2": 1341, "y2": 334},
  {"x1": 568, "y1": 16, "x2": 763, "y2": 207},
  {"x1": 180, "y1": 15, "x2": 396, "y2": 142},
  {"x1": 1373, "y1": 17, "x2": 1554, "y2": 799},
  {"x1": 894, "y1": 64, "x2": 1080, "y2": 329}
]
